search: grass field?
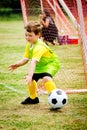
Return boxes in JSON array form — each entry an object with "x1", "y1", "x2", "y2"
[{"x1": 0, "y1": 19, "x2": 87, "y2": 130}]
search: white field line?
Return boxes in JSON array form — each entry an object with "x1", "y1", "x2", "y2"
[
  {"x1": 1, "y1": 83, "x2": 46, "y2": 103},
  {"x1": 2, "y1": 83, "x2": 87, "y2": 95},
  {"x1": 2, "y1": 84, "x2": 26, "y2": 94}
]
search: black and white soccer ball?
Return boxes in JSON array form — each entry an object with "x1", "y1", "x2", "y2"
[{"x1": 48, "y1": 89, "x2": 68, "y2": 109}]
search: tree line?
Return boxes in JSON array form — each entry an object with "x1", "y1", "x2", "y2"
[
  {"x1": 0, "y1": 0, "x2": 20, "y2": 8},
  {"x1": 0, "y1": 0, "x2": 21, "y2": 15}
]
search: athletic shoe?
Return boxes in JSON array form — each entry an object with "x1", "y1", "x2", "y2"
[{"x1": 21, "y1": 97, "x2": 39, "y2": 105}]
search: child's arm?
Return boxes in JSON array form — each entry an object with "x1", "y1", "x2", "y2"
[
  {"x1": 40, "y1": 18, "x2": 49, "y2": 28},
  {"x1": 25, "y1": 60, "x2": 37, "y2": 85},
  {"x1": 9, "y1": 58, "x2": 29, "y2": 71},
  {"x1": 39, "y1": 14, "x2": 49, "y2": 28}
]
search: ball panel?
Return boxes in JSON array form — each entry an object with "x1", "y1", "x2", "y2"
[
  {"x1": 62, "y1": 99, "x2": 67, "y2": 104},
  {"x1": 52, "y1": 98, "x2": 57, "y2": 104},
  {"x1": 56, "y1": 90, "x2": 62, "y2": 95}
]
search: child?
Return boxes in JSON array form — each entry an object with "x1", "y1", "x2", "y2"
[
  {"x1": 9, "y1": 22, "x2": 60, "y2": 105},
  {"x1": 39, "y1": 9, "x2": 60, "y2": 45}
]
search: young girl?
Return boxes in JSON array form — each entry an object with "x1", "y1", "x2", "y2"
[
  {"x1": 39, "y1": 9, "x2": 60, "y2": 45},
  {"x1": 9, "y1": 22, "x2": 60, "y2": 105}
]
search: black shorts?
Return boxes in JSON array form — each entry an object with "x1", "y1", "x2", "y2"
[{"x1": 32, "y1": 73, "x2": 52, "y2": 82}]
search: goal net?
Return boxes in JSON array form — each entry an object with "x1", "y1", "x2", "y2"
[{"x1": 20, "y1": 0, "x2": 87, "y2": 91}]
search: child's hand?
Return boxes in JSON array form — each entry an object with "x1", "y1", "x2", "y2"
[
  {"x1": 39, "y1": 14, "x2": 43, "y2": 19},
  {"x1": 8, "y1": 64, "x2": 18, "y2": 72},
  {"x1": 24, "y1": 75, "x2": 32, "y2": 86}
]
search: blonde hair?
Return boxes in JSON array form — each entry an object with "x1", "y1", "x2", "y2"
[{"x1": 25, "y1": 22, "x2": 42, "y2": 35}]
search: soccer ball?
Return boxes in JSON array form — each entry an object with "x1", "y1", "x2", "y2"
[{"x1": 48, "y1": 89, "x2": 68, "y2": 109}]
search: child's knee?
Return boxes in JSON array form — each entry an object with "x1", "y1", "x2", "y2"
[
  {"x1": 43, "y1": 76, "x2": 52, "y2": 83},
  {"x1": 43, "y1": 77, "x2": 56, "y2": 93}
]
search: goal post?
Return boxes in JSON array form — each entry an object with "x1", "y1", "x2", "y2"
[
  {"x1": 20, "y1": 0, "x2": 28, "y2": 26},
  {"x1": 76, "y1": 0, "x2": 87, "y2": 75}
]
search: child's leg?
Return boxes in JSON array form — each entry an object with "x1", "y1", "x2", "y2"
[
  {"x1": 27, "y1": 80, "x2": 37, "y2": 99},
  {"x1": 44, "y1": 77, "x2": 56, "y2": 93},
  {"x1": 21, "y1": 80, "x2": 39, "y2": 104}
]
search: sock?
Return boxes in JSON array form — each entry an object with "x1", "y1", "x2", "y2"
[
  {"x1": 45, "y1": 80, "x2": 56, "y2": 93},
  {"x1": 27, "y1": 80, "x2": 37, "y2": 99}
]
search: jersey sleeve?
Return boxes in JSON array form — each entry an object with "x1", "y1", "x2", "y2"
[
  {"x1": 32, "y1": 45, "x2": 47, "y2": 61},
  {"x1": 23, "y1": 43, "x2": 30, "y2": 59}
]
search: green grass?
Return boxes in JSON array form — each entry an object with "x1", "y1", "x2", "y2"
[{"x1": 0, "y1": 19, "x2": 87, "y2": 130}]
